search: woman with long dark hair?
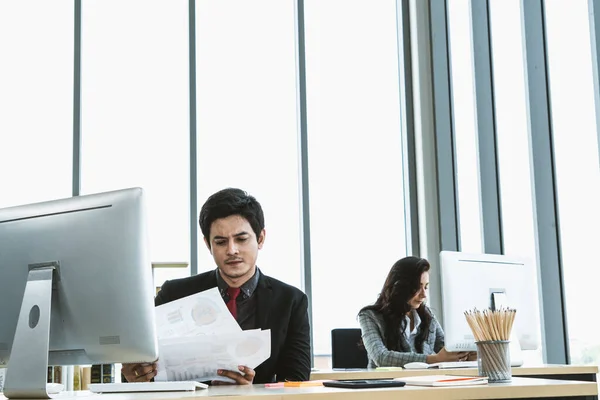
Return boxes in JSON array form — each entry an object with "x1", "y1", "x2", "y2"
[{"x1": 358, "y1": 256, "x2": 469, "y2": 367}]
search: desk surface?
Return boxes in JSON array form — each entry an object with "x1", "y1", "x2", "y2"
[
  {"x1": 310, "y1": 364, "x2": 600, "y2": 381},
  {"x1": 1, "y1": 377, "x2": 596, "y2": 400}
]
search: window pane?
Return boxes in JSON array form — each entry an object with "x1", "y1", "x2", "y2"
[
  {"x1": 545, "y1": 0, "x2": 600, "y2": 365},
  {"x1": 0, "y1": 1, "x2": 73, "y2": 208},
  {"x1": 195, "y1": 0, "x2": 302, "y2": 289},
  {"x1": 489, "y1": 0, "x2": 543, "y2": 364},
  {"x1": 305, "y1": 0, "x2": 407, "y2": 358},
  {"x1": 81, "y1": 0, "x2": 190, "y2": 282},
  {"x1": 447, "y1": 0, "x2": 483, "y2": 252}
]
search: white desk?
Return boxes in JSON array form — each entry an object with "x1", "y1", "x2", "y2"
[
  {"x1": 310, "y1": 364, "x2": 599, "y2": 381},
  {"x1": 1, "y1": 377, "x2": 596, "y2": 400}
]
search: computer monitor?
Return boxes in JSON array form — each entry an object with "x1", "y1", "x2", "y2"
[
  {"x1": 0, "y1": 187, "x2": 159, "y2": 398},
  {"x1": 439, "y1": 251, "x2": 542, "y2": 360}
]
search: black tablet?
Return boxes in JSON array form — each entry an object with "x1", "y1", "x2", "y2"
[{"x1": 323, "y1": 379, "x2": 406, "y2": 389}]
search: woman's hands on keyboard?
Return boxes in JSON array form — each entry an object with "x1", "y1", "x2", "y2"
[
  {"x1": 122, "y1": 362, "x2": 158, "y2": 382},
  {"x1": 427, "y1": 347, "x2": 470, "y2": 364},
  {"x1": 212, "y1": 365, "x2": 255, "y2": 385}
]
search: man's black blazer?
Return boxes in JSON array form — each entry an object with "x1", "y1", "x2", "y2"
[{"x1": 154, "y1": 269, "x2": 311, "y2": 384}]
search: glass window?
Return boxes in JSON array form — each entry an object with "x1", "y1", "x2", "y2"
[
  {"x1": 80, "y1": 0, "x2": 190, "y2": 285},
  {"x1": 0, "y1": 1, "x2": 73, "y2": 208},
  {"x1": 489, "y1": 0, "x2": 543, "y2": 364},
  {"x1": 447, "y1": 0, "x2": 483, "y2": 253},
  {"x1": 304, "y1": 0, "x2": 407, "y2": 360},
  {"x1": 195, "y1": 0, "x2": 302, "y2": 290},
  {"x1": 545, "y1": 0, "x2": 600, "y2": 365}
]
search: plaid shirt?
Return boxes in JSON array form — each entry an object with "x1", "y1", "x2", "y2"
[{"x1": 358, "y1": 308, "x2": 445, "y2": 367}]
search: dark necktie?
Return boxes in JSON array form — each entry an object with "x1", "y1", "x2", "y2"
[{"x1": 226, "y1": 287, "x2": 241, "y2": 319}]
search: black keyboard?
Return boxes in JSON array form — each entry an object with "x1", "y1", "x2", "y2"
[{"x1": 323, "y1": 379, "x2": 406, "y2": 389}]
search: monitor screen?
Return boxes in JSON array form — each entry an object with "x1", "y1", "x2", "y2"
[
  {"x1": 439, "y1": 251, "x2": 542, "y2": 355},
  {"x1": 0, "y1": 187, "x2": 158, "y2": 398}
]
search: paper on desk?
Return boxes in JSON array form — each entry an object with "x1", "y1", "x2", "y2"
[
  {"x1": 399, "y1": 375, "x2": 488, "y2": 387},
  {"x1": 154, "y1": 287, "x2": 241, "y2": 339},
  {"x1": 154, "y1": 329, "x2": 271, "y2": 382}
]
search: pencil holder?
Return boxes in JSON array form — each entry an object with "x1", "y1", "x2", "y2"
[{"x1": 475, "y1": 340, "x2": 511, "y2": 383}]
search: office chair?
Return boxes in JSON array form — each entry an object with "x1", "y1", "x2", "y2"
[{"x1": 331, "y1": 328, "x2": 368, "y2": 369}]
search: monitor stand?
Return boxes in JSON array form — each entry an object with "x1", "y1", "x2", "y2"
[
  {"x1": 491, "y1": 291, "x2": 524, "y2": 367},
  {"x1": 4, "y1": 262, "x2": 58, "y2": 399}
]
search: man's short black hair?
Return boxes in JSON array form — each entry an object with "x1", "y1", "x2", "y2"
[{"x1": 199, "y1": 188, "x2": 265, "y2": 244}]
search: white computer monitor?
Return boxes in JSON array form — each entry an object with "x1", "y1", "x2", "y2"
[
  {"x1": 0, "y1": 188, "x2": 159, "y2": 398},
  {"x1": 439, "y1": 251, "x2": 542, "y2": 359}
]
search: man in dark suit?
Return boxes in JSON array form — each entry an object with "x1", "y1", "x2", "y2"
[{"x1": 122, "y1": 188, "x2": 311, "y2": 384}]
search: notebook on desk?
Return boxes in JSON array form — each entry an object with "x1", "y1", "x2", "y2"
[
  {"x1": 431, "y1": 361, "x2": 478, "y2": 369},
  {"x1": 399, "y1": 375, "x2": 488, "y2": 387},
  {"x1": 402, "y1": 360, "x2": 478, "y2": 370}
]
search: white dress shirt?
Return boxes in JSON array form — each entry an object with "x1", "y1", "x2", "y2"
[{"x1": 403, "y1": 309, "x2": 422, "y2": 348}]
